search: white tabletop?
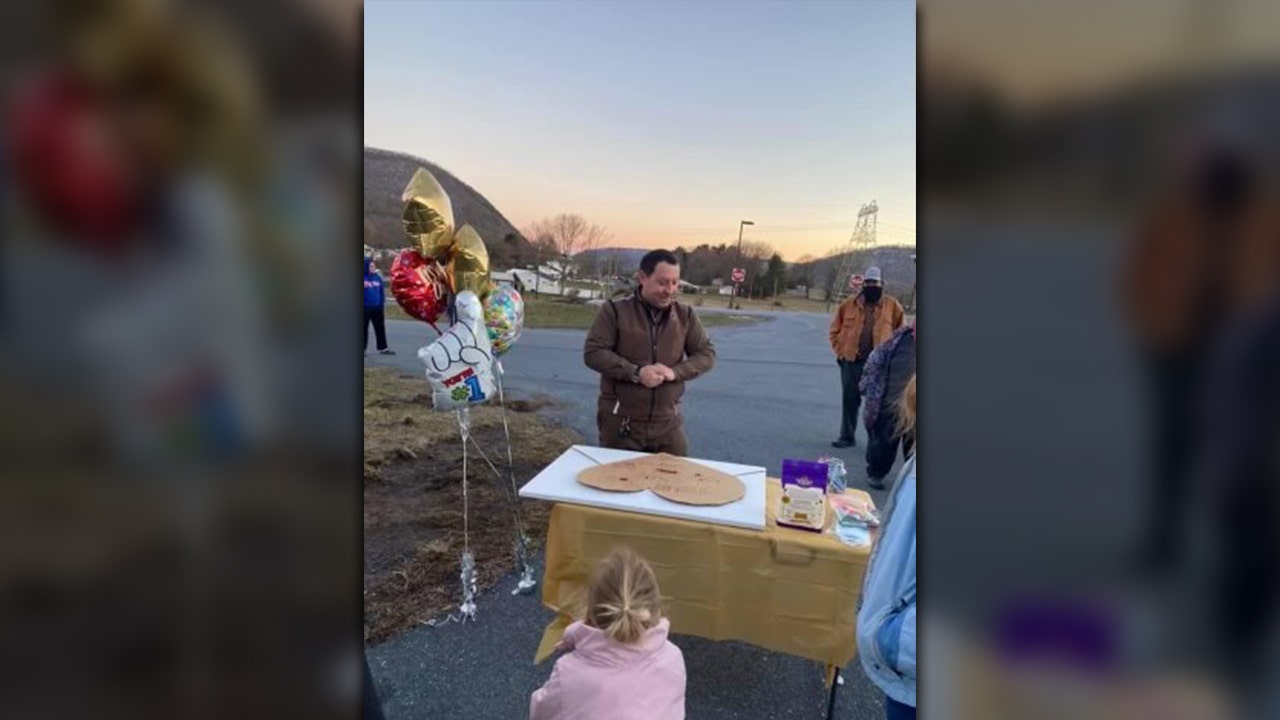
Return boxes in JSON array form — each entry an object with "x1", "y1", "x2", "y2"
[{"x1": 518, "y1": 445, "x2": 768, "y2": 531}]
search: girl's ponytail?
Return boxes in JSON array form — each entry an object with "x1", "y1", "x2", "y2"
[{"x1": 585, "y1": 547, "x2": 663, "y2": 645}]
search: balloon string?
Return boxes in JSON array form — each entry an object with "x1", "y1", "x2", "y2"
[
  {"x1": 496, "y1": 375, "x2": 530, "y2": 535},
  {"x1": 424, "y1": 609, "x2": 467, "y2": 628},
  {"x1": 428, "y1": 409, "x2": 478, "y2": 628},
  {"x1": 458, "y1": 378, "x2": 525, "y2": 528},
  {"x1": 465, "y1": 436, "x2": 508, "y2": 493},
  {"x1": 465, "y1": 435, "x2": 535, "y2": 573},
  {"x1": 495, "y1": 370, "x2": 536, "y2": 592},
  {"x1": 495, "y1": 372, "x2": 521, "y2": 507},
  {"x1": 458, "y1": 408, "x2": 470, "y2": 556},
  {"x1": 464, "y1": 421, "x2": 535, "y2": 587}
]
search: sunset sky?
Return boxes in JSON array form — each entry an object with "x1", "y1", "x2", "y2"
[{"x1": 365, "y1": 1, "x2": 915, "y2": 261}]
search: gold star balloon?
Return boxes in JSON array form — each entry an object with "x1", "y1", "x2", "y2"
[
  {"x1": 402, "y1": 167, "x2": 456, "y2": 259},
  {"x1": 449, "y1": 225, "x2": 493, "y2": 297},
  {"x1": 399, "y1": 167, "x2": 493, "y2": 300}
]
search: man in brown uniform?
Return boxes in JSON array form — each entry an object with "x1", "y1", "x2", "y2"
[
  {"x1": 829, "y1": 266, "x2": 905, "y2": 448},
  {"x1": 583, "y1": 249, "x2": 716, "y2": 456}
]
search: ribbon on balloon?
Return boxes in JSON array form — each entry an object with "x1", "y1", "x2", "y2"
[
  {"x1": 401, "y1": 167, "x2": 494, "y2": 301},
  {"x1": 400, "y1": 170, "x2": 537, "y2": 623}
]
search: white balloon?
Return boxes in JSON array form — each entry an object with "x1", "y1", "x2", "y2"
[{"x1": 417, "y1": 291, "x2": 496, "y2": 410}]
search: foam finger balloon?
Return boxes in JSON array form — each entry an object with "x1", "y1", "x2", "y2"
[
  {"x1": 417, "y1": 291, "x2": 496, "y2": 409},
  {"x1": 483, "y1": 284, "x2": 524, "y2": 355}
]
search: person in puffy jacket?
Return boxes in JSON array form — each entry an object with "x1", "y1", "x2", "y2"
[
  {"x1": 364, "y1": 256, "x2": 394, "y2": 356},
  {"x1": 858, "y1": 374, "x2": 916, "y2": 719},
  {"x1": 530, "y1": 547, "x2": 686, "y2": 720},
  {"x1": 858, "y1": 321, "x2": 916, "y2": 489}
]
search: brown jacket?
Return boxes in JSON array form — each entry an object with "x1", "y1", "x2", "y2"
[
  {"x1": 829, "y1": 294, "x2": 906, "y2": 361},
  {"x1": 584, "y1": 295, "x2": 716, "y2": 421},
  {"x1": 1125, "y1": 189, "x2": 1280, "y2": 351}
]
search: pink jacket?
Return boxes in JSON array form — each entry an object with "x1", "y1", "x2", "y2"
[{"x1": 530, "y1": 618, "x2": 686, "y2": 720}]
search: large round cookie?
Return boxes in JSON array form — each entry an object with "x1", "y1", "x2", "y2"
[
  {"x1": 646, "y1": 454, "x2": 745, "y2": 506},
  {"x1": 576, "y1": 458, "x2": 654, "y2": 493}
]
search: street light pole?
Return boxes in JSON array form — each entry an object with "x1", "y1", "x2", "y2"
[{"x1": 729, "y1": 219, "x2": 754, "y2": 308}]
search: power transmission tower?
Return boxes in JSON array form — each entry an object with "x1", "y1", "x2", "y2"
[{"x1": 826, "y1": 200, "x2": 878, "y2": 312}]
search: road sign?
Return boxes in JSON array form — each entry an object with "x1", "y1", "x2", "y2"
[
  {"x1": 849, "y1": 274, "x2": 863, "y2": 290},
  {"x1": 731, "y1": 268, "x2": 746, "y2": 283}
]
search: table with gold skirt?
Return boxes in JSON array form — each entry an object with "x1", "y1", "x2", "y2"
[{"x1": 534, "y1": 478, "x2": 872, "y2": 695}]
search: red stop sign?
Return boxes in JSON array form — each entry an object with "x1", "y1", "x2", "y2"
[
  {"x1": 731, "y1": 268, "x2": 746, "y2": 283},
  {"x1": 849, "y1": 274, "x2": 863, "y2": 290}
]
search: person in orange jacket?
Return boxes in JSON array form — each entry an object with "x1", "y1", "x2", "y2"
[
  {"x1": 829, "y1": 266, "x2": 905, "y2": 449},
  {"x1": 1124, "y1": 140, "x2": 1280, "y2": 575}
]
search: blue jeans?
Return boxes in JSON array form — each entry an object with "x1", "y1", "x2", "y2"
[{"x1": 885, "y1": 697, "x2": 916, "y2": 720}]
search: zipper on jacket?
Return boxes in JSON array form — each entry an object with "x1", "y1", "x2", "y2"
[{"x1": 634, "y1": 296, "x2": 669, "y2": 426}]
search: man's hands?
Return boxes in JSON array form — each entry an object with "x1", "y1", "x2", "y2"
[{"x1": 637, "y1": 363, "x2": 676, "y2": 388}]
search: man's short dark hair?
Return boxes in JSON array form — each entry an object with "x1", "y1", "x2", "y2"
[{"x1": 640, "y1": 249, "x2": 679, "y2": 275}]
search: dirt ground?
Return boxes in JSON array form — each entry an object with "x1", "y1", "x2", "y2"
[{"x1": 363, "y1": 367, "x2": 581, "y2": 644}]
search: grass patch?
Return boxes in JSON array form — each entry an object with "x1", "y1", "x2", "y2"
[
  {"x1": 386, "y1": 295, "x2": 767, "y2": 330},
  {"x1": 364, "y1": 366, "x2": 581, "y2": 644},
  {"x1": 521, "y1": 295, "x2": 600, "y2": 329},
  {"x1": 383, "y1": 296, "x2": 599, "y2": 329},
  {"x1": 686, "y1": 295, "x2": 836, "y2": 314}
]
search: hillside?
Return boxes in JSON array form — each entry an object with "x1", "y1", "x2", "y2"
[
  {"x1": 572, "y1": 247, "x2": 650, "y2": 276},
  {"x1": 574, "y1": 244, "x2": 915, "y2": 299},
  {"x1": 788, "y1": 245, "x2": 916, "y2": 299},
  {"x1": 364, "y1": 147, "x2": 535, "y2": 269}
]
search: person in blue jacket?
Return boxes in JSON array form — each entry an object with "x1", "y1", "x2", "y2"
[
  {"x1": 858, "y1": 374, "x2": 916, "y2": 720},
  {"x1": 364, "y1": 256, "x2": 394, "y2": 356}
]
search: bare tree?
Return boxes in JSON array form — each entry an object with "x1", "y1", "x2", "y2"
[
  {"x1": 737, "y1": 241, "x2": 775, "y2": 299},
  {"x1": 521, "y1": 220, "x2": 558, "y2": 295},
  {"x1": 578, "y1": 251, "x2": 600, "y2": 279},
  {"x1": 606, "y1": 250, "x2": 623, "y2": 278},
  {"x1": 822, "y1": 247, "x2": 847, "y2": 309},
  {"x1": 741, "y1": 241, "x2": 775, "y2": 274},
  {"x1": 793, "y1": 254, "x2": 816, "y2": 298},
  {"x1": 522, "y1": 219, "x2": 556, "y2": 258},
  {"x1": 528, "y1": 213, "x2": 611, "y2": 294}
]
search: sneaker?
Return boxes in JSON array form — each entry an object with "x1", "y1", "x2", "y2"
[
  {"x1": 867, "y1": 476, "x2": 886, "y2": 490},
  {"x1": 379, "y1": 348, "x2": 396, "y2": 355},
  {"x1": 831, "y1": 439, "x2": 855, "y2": 449}
]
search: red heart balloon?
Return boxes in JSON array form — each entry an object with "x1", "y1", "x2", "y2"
[
  {"x1": 10, "y1": 71, "x2": 139, "y2": 253},
  {"x1": 390, "y1": 249, "x2": 449, "y2": 325}
]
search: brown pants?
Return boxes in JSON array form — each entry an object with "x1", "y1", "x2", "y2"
[{"x1": 597, "y1": 401, "x2": 689, "y2": 456}]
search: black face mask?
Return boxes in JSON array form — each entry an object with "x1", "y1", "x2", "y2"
[{"x1": 862, "y1": 286, "x2": 883, "y2": 303}]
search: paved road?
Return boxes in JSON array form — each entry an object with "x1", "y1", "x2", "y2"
[
  {"x1": 371, "y1": 308, "x2": 898, "y2": 483},
  {"x1": 365, "y1": 309, "x2": 909, "y2": 719}
]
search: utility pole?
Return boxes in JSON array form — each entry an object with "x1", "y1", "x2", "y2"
[
  {"x1": 729, "y1": 219, "x2": 754, "y2": 308},
  {"x1": 534, "y1": 243, "x2": 541, "y2": 296},
  {"x1": 826, "y1": 200, "x2": 878, "y2": 313},
  {"x1": 910, "y1": 253, "x2": 917, "y2": 313}
]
